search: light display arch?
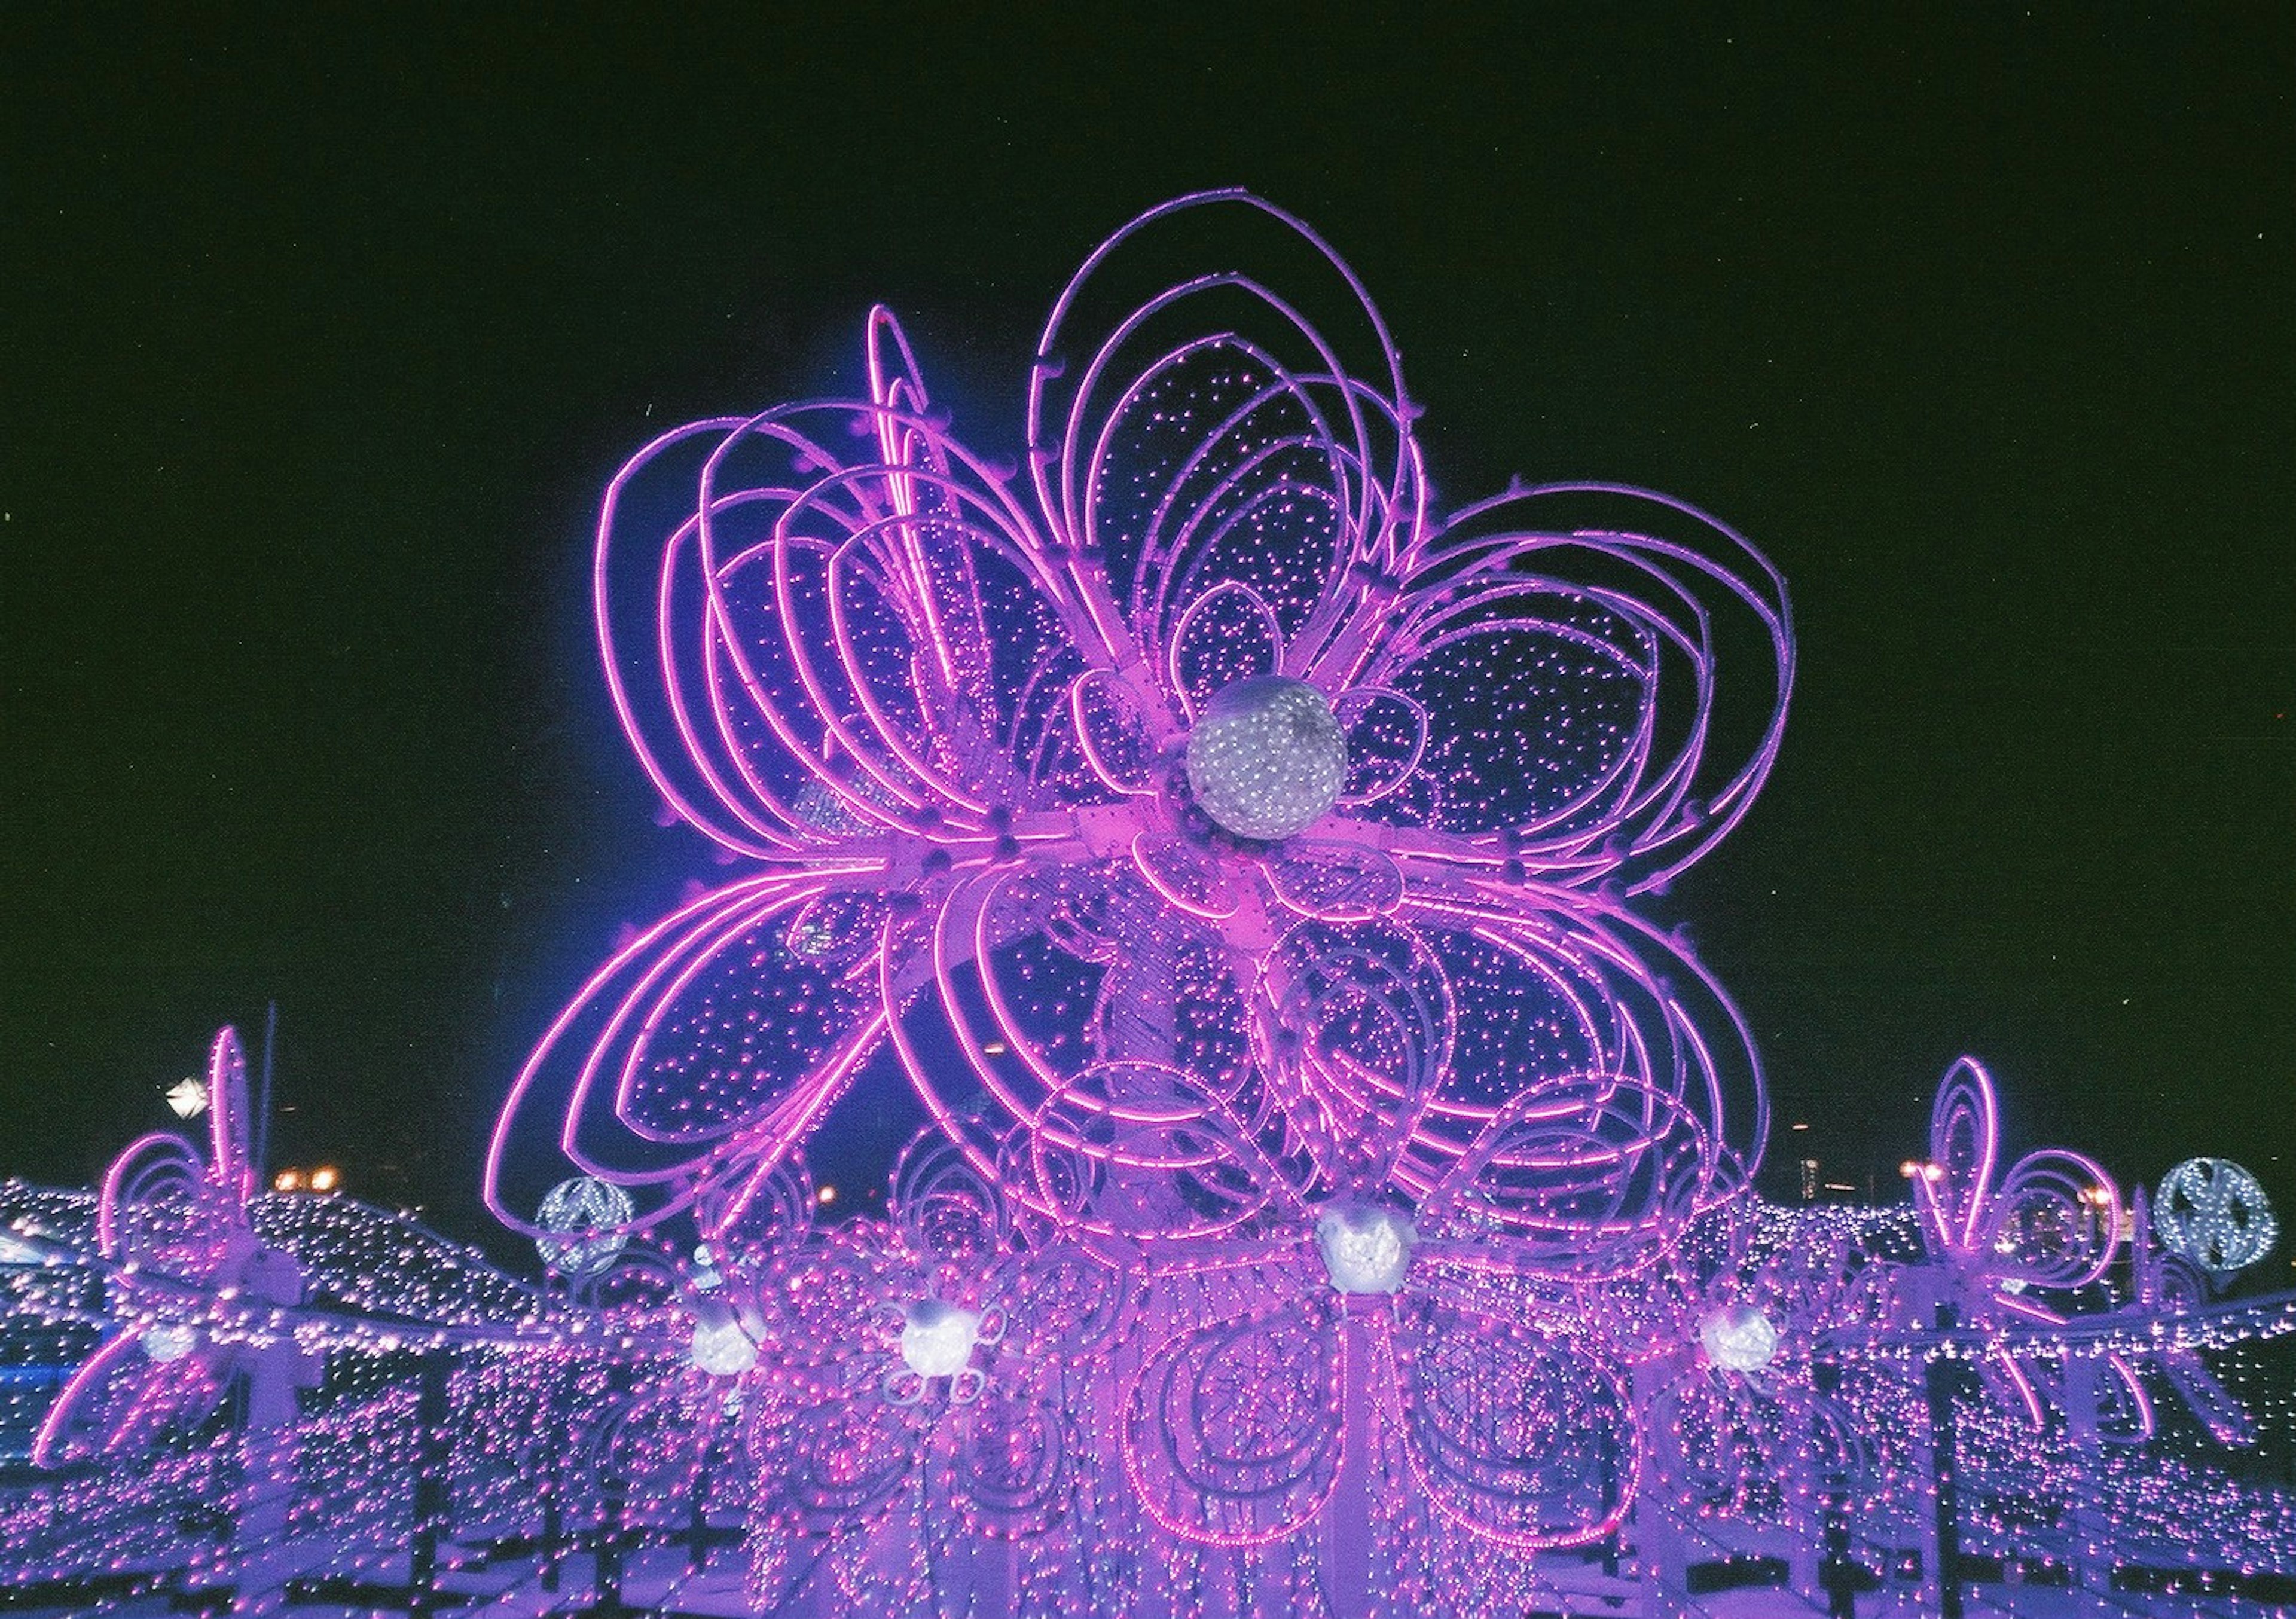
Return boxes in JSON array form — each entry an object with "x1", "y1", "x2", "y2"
[{"x1": 1, "y1": 194, "x2": 2290, "y2": 1619}]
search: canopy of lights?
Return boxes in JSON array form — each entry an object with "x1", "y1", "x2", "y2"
[{"x1": 4, "y1": 194, "x2": 2289, "y2": 1619}]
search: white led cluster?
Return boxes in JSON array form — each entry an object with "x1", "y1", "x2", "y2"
[
  {"x1": 1184, "y1": 675, "x2": 1348, "y2": 841},
  {"x1": 2156, "y1": 1157, "x2": 2278, "y2": 1273}
]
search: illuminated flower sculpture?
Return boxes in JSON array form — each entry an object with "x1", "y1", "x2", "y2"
[
  {"x1": 35, "y1": 1027, "x2": 315, "y2": 1467},
  {"x1": 1889, "y1": 1056, "x2": 2148, "y2": 1435},
  {"x1": 484, "y1": 190, "x2": 1791, "y2": 1249}
]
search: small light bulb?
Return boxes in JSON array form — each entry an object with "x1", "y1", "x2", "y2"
[{"x1": 1699, "y1": 1304, "x2": 1780, "y2": 1373}]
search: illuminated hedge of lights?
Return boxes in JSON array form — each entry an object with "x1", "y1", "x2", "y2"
[{"x1": 5, "y1": 194, "x2": 2291, "y2": 1618}]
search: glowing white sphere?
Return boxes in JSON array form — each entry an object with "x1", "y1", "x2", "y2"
[
  {"x1": 535, "y1": 1176, "x2": 634, "y2": 1279},
  {"x1": 689, "y1": 1314, "x2": 759, "y2": 1377},
  {"x1": 2156, "y1": 1157, "x2": 2278, "y2": 1273},
  {"x1": 1698, "y1": 1303, "x2": 1781, "y2": 1373},
  {"x1": 1314, "y1": 1203, "x2": 1415, "y2": 1296},
  {"x1": 1184, "y1": 676, "x2": 1347, "y2": 841},
  {"x1": 900, "y1": 1299, "x2": 982, "y2": 1379},
  {"x1": 140, "y1": 1323, "x2": 198, "y2": 1363}
]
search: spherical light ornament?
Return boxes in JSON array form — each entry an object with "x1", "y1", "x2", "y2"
[
  {"x1": 900, "y1": 1299, "x2": 982, "y2": 1379},
  {"x1": 139, "y1": 1323, "x2": 198, "y2": 1363},
  {"x1": 1314, "y1": 1203, "x2": 1415, "y2": 1296},
  {"x1": 535, "y1": 1175, "x2": 635, "y2": 1279},
  {"x1": 1697, "y1": 1303, "x2": 1780, "y2": 1373},
  {"x1": 689, "y1": 1313, "x2": 759, "y2": 1377},
  {"x1": 1184, "y1": 676, "x2": 1348, "y2": 841},
  {"x1": 2156, "y1": 1157, "x2": 2278, "y2": 1273}
]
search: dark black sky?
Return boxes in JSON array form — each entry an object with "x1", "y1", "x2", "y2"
[{"x1": 5, "y1": 8, "x2": 2290, "y2": 1264}]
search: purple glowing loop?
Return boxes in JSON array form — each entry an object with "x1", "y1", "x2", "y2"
[
  {"x1": 503, "y1": 189, "x2": 1785, "y2": 1240},
  {"x1": 1912, "y1": 1056, "x2": 2122, "y2": 1293},
  {"x1": 1122, "y1": 1295, "x2": 1348, "y2": 1547},
  {"x1": 1118, "y1": 1201, "x2": 1645, "y2": 1554},
  {"x1": 1413, "y1": 1078, "x2": 1715, "y2": 1283},
  {"x1": 1028, "y1": 193, "x2": 1418, "y2": 592},
  {"x1": 1355, "y1": 484, "x2": 1793, "y2": 895},
  {"x1": 1004, "y1": 1062, "x2": 1296, "y2": 1245}
]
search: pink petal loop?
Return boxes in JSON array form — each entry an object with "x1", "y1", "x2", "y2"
[
  {"x1": 1260, "y1": 915, "x2": 1451, "y2": 1187},
  {"x1": 1922, "y1": 1055, "x2": 2002, "y2": 1253},
  {"x1": 1028, "y1": 194, "x2": 1421, "y2": 708},
  {"x1": 1348, "y1": 484, "x2": 1791, "y2": 897},
  {"x1": 1416, "y1": 1077, "x2": 1712, "y2": 1282},
  {"x1": 593, "y1": 329, "x2": 1100, "y2": 860},
  {"x1": 766, "y1": 1387, "x2": 929, "y2": 1531},
  {"x1": 1069, "y1": 666, "x2": 1166, "y2": 796},
  {"x1": 1015, "y1": 1061, "x2": 1291, "y2": 1243},
  {"x1": 1262, "y1": 839, "x2": 1405, "y2": 921},
  {"x1": 984, "y1": 1238, "x2": 1140, "y2": 1362},
  {"x1": 951, "y1": 1380, "x2": 1069, "y2": 1532},
  {"x1": 1132, "y1": 830, "x2": 1243, "y2": 921},
  {"x1": 890, "y1": 1131, "x2": 1008, "y2": 1273},
  {"x1": 1169, "y1": 580, "x2": 1283, "y2": 717},
  {"x1": 1332, "y1": 687, "x2": 1427, "y2": 804},
  {"x1": 485, "y1": 873, "x2": 891, "y2": 1238},
  {"x1": 1988, "y1": 1148, "x2": 2123, "y2": 1290},
  {"x1": 1353, "y1": 898, "x2": 1763, "y2": 1205},
  {"x1": 1123, "y1": 1297, "x2": 1345, "y2": 1547}
]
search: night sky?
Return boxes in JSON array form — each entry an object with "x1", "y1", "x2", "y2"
[{"x1": 6, "y1": 10, "x2": 2289, "y2": 1270}]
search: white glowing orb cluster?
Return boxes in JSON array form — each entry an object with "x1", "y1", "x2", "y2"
[
  {"x1": 689, "y1": 1311, "x2": 760, "y2": 1376},
  {"x1": 1697, "y1": 1302, "x2": 1781, "y2": 1373},
  {"x1": 900, "y1": 1297, "x2": 983, "y2": 1378},
  {"x1": 139, "y1": 1322, "x2": 199, "y2": 1363},
  {"x1": 2156, "y1": 1157, "x2": 2278, "y2": 1273},
  {"x1": 1184, "y1": 675, "x2": 1348, "y2": 841},
  {"x1": 533, "y1": 1175, "x2": 634, "y2": 1279},
  {"x1": 1314, "y1": 1203, "x2": 1415, "y2": 1296}
]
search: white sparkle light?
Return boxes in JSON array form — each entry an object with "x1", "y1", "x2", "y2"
[
  {"x1": 140, "y1": 1322, "x2": 198, "y2": 1363},
  {"x1": 1698, "y1": 1303, "x2": 1781, "y2": 1372},
  {"x1": 1315, "y1": 1203, "x2": 1415, "y2": 1295},
  {"x1": 689, "y1": 1311, "x2": 759, "y2": 1376},
  {"x1": 900, "y1": 1298, "x2": 982, "y2": 1378},
  {"x1": 164, "y1": 1077, "x2": 208, "y2": 1119},
  {"x1": 1184, "y1": 676, "x2": 1348, "y2": 841}
]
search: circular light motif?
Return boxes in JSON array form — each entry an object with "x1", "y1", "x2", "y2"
[
  {"x1": 1184, "y1": 676, "x2": 1348, "y2": 841},
  {"x1": 900, "y1": 1298, "x2": 982, "y2": 1379},
  {"x1": 1697, "y1": 1303, "x2": 1780, "y2": 1373},
  {"x1": 689, "y1": 1313, "x2": 759, "y2": 1377},
  {"x1": 139, "y1": 1323, "x2": 198, "y2": 1363},
  {"x1": 1314, "y1": 1202, "x2": 1415, "y2": 1296},
  {"x1": 534, "y1": 1176, "x2": 635, "y2": 1279},
  {"x1": 2156, "y1": 1157, "x2": 2279, "y2": 1273}
]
